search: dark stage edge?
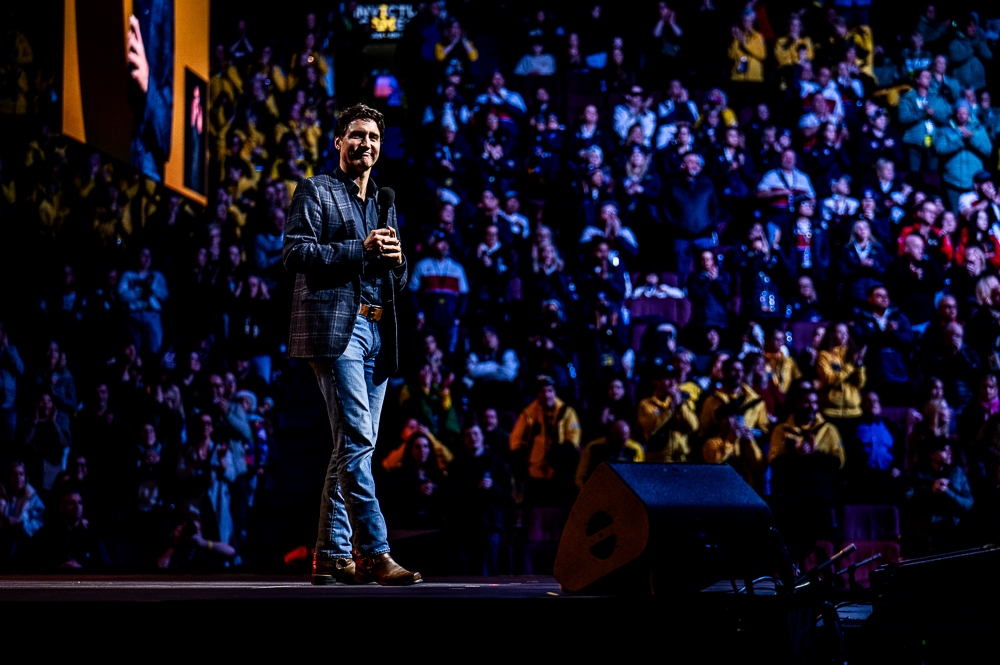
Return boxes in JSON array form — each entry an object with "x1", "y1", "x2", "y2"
[
  {"x1": 0, "y1": 574, "x2": 564, "y2": 602},
  {"x1": 1, "y1": 575, "x2": 987, "y2": 662}
]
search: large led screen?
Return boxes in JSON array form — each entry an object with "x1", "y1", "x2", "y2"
[{"x1": 63, "y1": 0, "x2": 209, "y2": 203}]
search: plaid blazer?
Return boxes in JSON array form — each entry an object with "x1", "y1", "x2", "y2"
[{"x1": 283, "y1": 174, "x2": 408, "y2": 371}]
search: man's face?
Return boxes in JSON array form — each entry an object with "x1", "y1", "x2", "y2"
[
  {"x1": 593, "y1": 242, "x2": 610, "y2": 263},
  {"x1": 609, "y1": 379, "x2": 625, "y2": 401},
  {"x1": 940, "y1": 297, "x2": 958, "y2": 321},
  {"x1": 817, "y1": 67, "x2": 831, "y2": 87},
  {"x1": 482, "y1": 408, "x2": 498, "y2": 430},
  {"x1": 904, "y1": 235, "x2": 924, "y2": 260},
  {"x1": 870, "y1": 288, "x2": 890, "y2": 310},
  {"x1": 434, "y1": 238, "x2": 450, "y2": 258},
  {"x1": 917, "y1": 70, "x2": 932, "y2": 88},
  {"x1": 609, "y1": 421, "x2": 630, "y2": 445},
  {"x1": 724, "y1": 361, "x2": 744, "y2": 387},
  {"x1": 956, "y1": 106, "x2": 970, "y2": 124},
  {"x1": 864, "y1": 392, "x2": 882, "y2": 417},
  {"x1": 767, "y1": 329, "x2": 785, "y2": 352},
  {"x1": 627, "y1": 87, "x2": 645, "y2": 110},
  {"x1": 540, "y1": 385, "x2": 557, "y2": 408},
  {"x1": 463, "y1": 426, "x2": 485, "y2": 456},
  {"x1": 682, "y1": 154, "x2": 702, "y2": 177},
  {"x1": 798, "y1": 277, "x2": 816, "y2": 299},
  {"x1": 798, "y1": 392, "x2": 819, "y2": 420},
  {"x1": 10, "y1": 465, "x2": 25, "y2": 492},
  {"x1": 60, "y1": 493, "x2": 84, "y2": 525},
  {"x1": 491, "y1": 71, "x2": 505, "y2": 90},
  {"x1": 780, "y1": 150, "x2": 796, "y2": 171},
  {"x1": 335, "y1": 118, "x2": 381, "y2": 175},
  {"x1": 210, "y1": 374, "x2": 225, "y2": 400}
]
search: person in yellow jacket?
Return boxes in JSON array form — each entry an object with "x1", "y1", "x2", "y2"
[
  {"x1": 510, "y1": 375, "x2": 581, "y2": 504},
  {"x1": 698, "y1": 357, "x2": 771, "y2": 446},
  {"x1": 636, "y1": 365, "x2": 698, "y2": 462},
  {"x1": 764, "y1": 328, "x2": 802, "y2": 396},
  {"x1": 769, "y1": 389, "x2": 846, "y2": 468},
  {"x1": 816, "y1": 322, "x2": 867, "y2": 421},
  {"x1": 774, "y1": 14, "x2": 814, "y2": 69},
  {"x1": 575, "y1": 420, "x2": 645, "y2": 490},
  {"x1": 702, "y1": 398, "x2": 768, "y2": 493},
  {"x1": 381, "y1": 417, "x2": 454, "y2": 473},
  {"x1": 728, "y1": 9, "x2": 767, "y2": 84}
]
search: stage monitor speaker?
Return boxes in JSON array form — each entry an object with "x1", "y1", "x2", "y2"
[{"x1": 554, "y1": 463, "x2": 777, "y2": 594}]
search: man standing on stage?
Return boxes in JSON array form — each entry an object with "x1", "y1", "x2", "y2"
[{"x1": 283, "y1": 104, "x2": 421, "y2": 586}]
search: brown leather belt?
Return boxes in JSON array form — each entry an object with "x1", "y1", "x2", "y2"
[{"x1": 359, "y1": 303, "x2": 383, "y2": 322}]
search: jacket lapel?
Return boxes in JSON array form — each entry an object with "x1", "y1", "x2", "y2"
[{"x1": 328, "y1": 177, "x2": 362, "y2": 239}]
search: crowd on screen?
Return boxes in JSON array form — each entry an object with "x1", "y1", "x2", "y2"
[{"x1": 4, "y1": 1, "x2": 1000, "y2": 576}]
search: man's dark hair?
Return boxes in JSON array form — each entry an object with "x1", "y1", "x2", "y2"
[{"x1": 335, "y1": 104, "x2": 385, "y2": 139}]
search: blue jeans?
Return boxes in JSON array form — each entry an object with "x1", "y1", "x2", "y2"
[{"x1": 310, "y1": 315, "x2": 391, "y2": 560}]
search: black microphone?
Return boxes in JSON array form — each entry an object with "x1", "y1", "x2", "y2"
[{"x1": 377, "y1": 187, "x2": 395, "y2": 229}]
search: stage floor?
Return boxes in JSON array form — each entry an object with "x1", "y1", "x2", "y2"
[{"x1": 0, "y1": 574, "x2": 565, "y2": 602}]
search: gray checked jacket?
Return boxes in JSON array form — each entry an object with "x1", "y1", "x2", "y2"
[{"x1": 282, "y1": 174, "x2": 408, "y2": 371}]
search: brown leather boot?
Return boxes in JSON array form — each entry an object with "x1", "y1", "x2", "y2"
[
  {"x1": 354, "y1": 552, "x2": 423, "y2": 586},
  {"x1": 311, "y1": 554, "x2": 358, "y2": 585}
]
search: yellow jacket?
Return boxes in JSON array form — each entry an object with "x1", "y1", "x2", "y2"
[
  {"x1": 728, "y1": 30, "x2": 766, "y2": 83},
  {"x1": 510, "y1": 397, "x2": 582, "y2": 480},
  {"x1": 768, "y1": 414, "x2": 845, "y2": 468},
  {"x1": 380, "y1": 430, "x2": 454, "y2": 473},
  {"x1": 575, "y1": 438, "x2": 645, "y2": 490},
  {"x1": 764, "y1": 350, "x2": 802, "y2": 395},
  {"x1": 703, "y1": 431, "x2": 766, "y2": 490},
  {"x1": 774, "y1": 36, "x2": 814, "y2": 68},
  {"x1": 698, "y1": 384, "x2": 771, "y2": 440},
  {"x1": 816, "y1": 347, "x2": 866, "y2": 419},
  {"x1": 636, "y1": 395, "x2": 698, "y2": 463}
]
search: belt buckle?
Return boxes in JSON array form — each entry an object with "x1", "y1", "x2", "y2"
[{"x1": 361, "y1": 304, "x2": 382, "y2": 322}]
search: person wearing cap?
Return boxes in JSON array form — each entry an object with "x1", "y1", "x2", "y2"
[
  {"x1": 936, "y1": 100, "x2": 992, "y2": 212},
  {"x1": 612, "y1": 84, "x2": 656, "y2": 144},
  {"x1": 957, "y1": 170, "x2": 1000, "y2": 225},
  {"x1": 284, "y1": 104, "x2": 419, "y2": 586},
  {"x1": 637, "y1": 364, "x2": 699, "y2": 463},
  {"x1": 898, "y1": 69, "x2": 951, "y2": 173},
  {"x1": 509, "y1": 375, "x2": 581, "y2": 508}
]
